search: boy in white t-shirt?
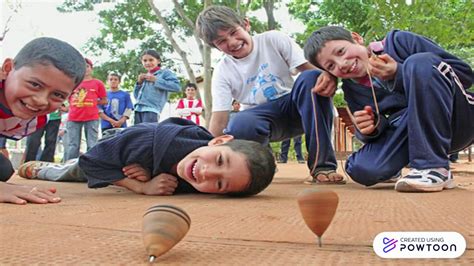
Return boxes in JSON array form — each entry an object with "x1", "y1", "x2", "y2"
[{"x1": 196, "y1": 5, "x2": 344, "y2": 184}]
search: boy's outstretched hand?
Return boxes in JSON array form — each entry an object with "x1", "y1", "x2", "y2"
[
  {"x1": 313, "y1": 71, "x2": 337, "y2": 97},
  {"x1": 0, "y1": 183, "x2": 61, "y2": 205},
  {"x1": 143, "y1": 173, "x2": 178, "y2": 196},
  {"x1": 368, "y1": 53, "x2": 397, "y2": 80},
  {"x1": 123, "y1": 163, "x2": 151, "y2": 182},
  {"x1": 353, "y1": 106, "x2": 376, "y2": 135}
]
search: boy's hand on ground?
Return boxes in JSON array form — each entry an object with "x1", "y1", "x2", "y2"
[
  {"x1": 0, "y1": 183, "x2": 61, "y2": 205},
  {"x1": 123, "y1": 164, "x2": 151, "y2": 182},
  {"x1": 353, "y1": 106, "x2": 376, "y2": 135},
  {"x1": 313, "y1": 71, "x2": 337, "y2": 97},
  {"x1": 143, "y1": 173, "x2": 178, "y2": 196},
  {"x1": 368, "y1": 54, "x2": 397, "y2": 80}
]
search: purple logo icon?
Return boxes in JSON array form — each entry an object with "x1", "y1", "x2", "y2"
[{"x1": 382, "y1": 237, "x2": 398, "y2": 253}]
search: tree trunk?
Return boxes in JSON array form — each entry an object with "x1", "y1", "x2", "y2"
[
  {"x1": 264, "y1": 0, "x2": 276, "y2": 30},
  {"x1": 202, "y1": 0, "x2": 213, "y2": 127},
  {"x1": 147, "y1": 0, "x2": 196, "y2": 84}
]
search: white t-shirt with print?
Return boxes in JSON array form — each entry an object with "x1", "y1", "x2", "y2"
[{"x1": 211, "y1": 30, "x2": 307, "y2": 112}]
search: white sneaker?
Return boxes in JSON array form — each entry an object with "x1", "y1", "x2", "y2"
[{"x1": 395, "y1": 168, "x2": 455, "y2": 192}]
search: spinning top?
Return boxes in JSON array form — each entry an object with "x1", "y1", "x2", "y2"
[
  {"x1": 142, "y1": 205, "x2": 191, "y2": 262},
  {"x1": 297, "y1": 189, "x2": 339, "y2": 247}
]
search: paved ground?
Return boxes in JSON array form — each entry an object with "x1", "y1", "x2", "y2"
[{"x1": 0, "y1": 160, "x2": 472, "y2": 265}]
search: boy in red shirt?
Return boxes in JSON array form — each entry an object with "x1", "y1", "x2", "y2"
[{"x1": 64, "y1": 58, "x2": 107, "y2": 161}]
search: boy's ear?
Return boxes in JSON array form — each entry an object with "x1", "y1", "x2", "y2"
[
  {"x1": 351, "y1": 32, "x2": 364, "y2": 45},
  {"x1": 243, "y1": 18, "x2": 251, "y2": 32},
  {"x1": 1, "y1": 59, "x2": 14, "y2": 78},
  {"x1": 208, "y1": 135, "x2": 234, "y2": 146}
]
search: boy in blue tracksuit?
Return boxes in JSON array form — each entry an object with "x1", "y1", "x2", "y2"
[
  {"x1": 134, "y1": 50, "x2": 181, "y2": 124},
  {"x1": 304, "y1": 26, "x2": 473, "y2": 192}
]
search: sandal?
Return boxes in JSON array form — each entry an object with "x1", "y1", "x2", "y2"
[{"x1": 304, "y1": 170, "x2": 347, "y2": 185}]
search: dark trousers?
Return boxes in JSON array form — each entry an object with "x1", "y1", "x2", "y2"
[
  {"x1": 0, "y1": 152, "x2": 14, "y2": 182},
  {"x1": 346, "y1": 53, "x2": 474, "y2": 186},
  {"x1": 226, "y1": 70, "x2": 336, "y2": 174},
  {"x1": 280, "y1": 136, "x2": 304, "y2": 162},
  {"x1": 24, "y1": 119, "x2": 61, "y2": 162},
  {"x1": 134, "y1": 111, "x2": 158, "y2": 125}
]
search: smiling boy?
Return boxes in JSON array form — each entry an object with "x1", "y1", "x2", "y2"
[
  {"x1": 196, "y1": 6, "x2": 343, "y2": 184},
  {"x1": 304, "y1": 26, "x2": 473, "y2": 192},
  {"x1": 19, "y1": 118, "x2": 275, "y2": 196},
  {"x1": 0, "y1": 37, "x2": 86, "y2": 204}
]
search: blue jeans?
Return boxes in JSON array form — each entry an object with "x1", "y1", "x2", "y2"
[
  {"x1": 64, "y1": 120, "x2": 99, "y2": 161},
  {"x1": 37, "y1": 159, "x2": 87, "y2": 182}
]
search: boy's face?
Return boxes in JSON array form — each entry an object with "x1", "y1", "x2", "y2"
[
  {"x1": 316, "y1": 33, "x2": 370, "y2": 79},
  {"x1": 185, "y1": 87, "x2": 196, "y2": 99},
  {"x1": 85, "y1": 63, "x2": 93, "y2": 77},
  {"x1": 232, "y1": 102, "x2": 240, "y2": 111},
  {"x1": 212, "y1": 20, "x2": 253, "y2": 59},
  {"x1": 141, "y1": 54, "x2": 160, "y2": 71},
  {"x1": 107, "y1": 75, "x2": 120, "y2": 90},
  {"x1": 1, "y1": 59, "x2": 75, "y2": 120},
  {"x1": 177, "y1": 135, "x2": 251, "y2": 194}
]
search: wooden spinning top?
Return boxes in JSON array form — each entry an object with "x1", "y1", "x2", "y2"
[
  {"x1": 297, "y1": 189, "x2": 339, "y2": 247},
  {"x1": 142, "y1": 205, "x2": 191, "y2": 262}
]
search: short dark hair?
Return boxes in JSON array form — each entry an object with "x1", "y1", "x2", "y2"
[
  {"x1": 142, "y1": 49, "x2": 161, "y2": 66},
  {"x1": 184, "y1": 82, "x2": 197, "y2": 90},
  {"x1": 222, "y1": 139, "x2": 275, "y2": 197},
  {"x1": 304, "y1": 26, "x2": 354, "y2": 69},
  {"x1": 13, "y1": 37, "x2": 86, "y2": 87},
  {"x1": 196, "y1": 5, "x2": 246, "y2": 48},
  {"x1": 108, "y1": 72, "x2": 122, "y2": 81}
]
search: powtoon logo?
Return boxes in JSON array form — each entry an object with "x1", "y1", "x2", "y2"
[{"x1": 373, "y1": 232, "x2": 466, "y2": 258}]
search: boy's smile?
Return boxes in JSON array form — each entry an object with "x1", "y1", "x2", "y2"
[
  {"x1": 316, "y1": 34, "x2": 370, "y2": 79},
  {"x1": 213, "y1": 21, "x2": 253, "y2": 59},
  {"x1": 177, "y1": 144, "x2": 251, "y2": 194},
  {"x1": 2, "y1": 60, "x2": 75, "y2": 120}
]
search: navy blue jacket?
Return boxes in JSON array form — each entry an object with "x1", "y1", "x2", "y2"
[{"x1": 342, "y1": 30, "x2": 473, "y2": 142}]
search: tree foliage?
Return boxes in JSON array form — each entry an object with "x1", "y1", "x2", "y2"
[{"x1": 288, "y1": 0, "x2": 474, "y2": 65}]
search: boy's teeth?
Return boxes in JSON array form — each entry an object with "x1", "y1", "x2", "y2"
[
  {"x1": 25, "y1": 104, "x2": 39, "y2": 112},
  {"x1": 349, "y1": 61, "x2": 356, "y2": 73}
]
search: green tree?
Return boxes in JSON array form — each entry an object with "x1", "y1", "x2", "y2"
[{"x1": 58, "y1": 0, "x2": 279, "y2": 125}]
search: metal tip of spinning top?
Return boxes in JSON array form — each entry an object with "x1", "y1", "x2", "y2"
[
  {"x1": 317, "y1": 236, "x2": 322, "y2": 247},
  {"x1": 149, "y1": 255, "x2": 156, "y2": 263}
]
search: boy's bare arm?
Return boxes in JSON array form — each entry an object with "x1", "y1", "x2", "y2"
[
  {"x1": 99, "y1": 112, "x2": 116, "y2": 124},
  {"x1": 209, "y1": 111, "x2": 229, "y2": 137},
  {"x1": 113, "y1": 178, "x2": 145, "y2": 194}
]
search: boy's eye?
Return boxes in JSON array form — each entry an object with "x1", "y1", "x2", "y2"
[
  {"x1": 29, "y1": 81, "x2": 41, "y2": 88},
  {"x1": 53, "y1": 92, "x2": 67, "y2": 100},
  {"x1": 217, "y1": 179, "x2": 223, "y2": 190},
  {"x1": 337, "y1": 48, "x2": 344, "y2": 55},
  {"x1": 217, "y1": 154, "x2": 223, "y2": 166},
  {"x1": 327, "y1": 63, "x2": 334, "y2": 71}
]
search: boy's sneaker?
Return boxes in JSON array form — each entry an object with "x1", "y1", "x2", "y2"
[
  {"x1": 395, "y1": 168, "x2": 455, "y2": 192},
  {"x1": 17, "y1": 161, "x2": 53, "y2": 179}
]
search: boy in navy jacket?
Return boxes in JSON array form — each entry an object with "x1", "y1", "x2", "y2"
[{"x1": 304, "y1": 26, "x2": 473, "y2": 192}]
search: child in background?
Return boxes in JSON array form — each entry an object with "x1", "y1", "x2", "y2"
[
  {"x1": 134, "y1": 50, "x2": 181, "y2": 124},
  {"x1": 18, "y1": 118, "x2": 276, "y2": 197},
  {"x1": 176, "y1": 83, "x2": 203, "y2": 125},
  {"x1": 99, "y1": 73, "x2": 133, "y2": 132},
  {"x1": 304, "y1": 26, "x2": 473, "y2": 192},
  {"x1": 64, "y1": 58, "x2": 107, "y2": 161},
  {"x1": 0, "y1": 37, "x2": 86, "y2": 204}
]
